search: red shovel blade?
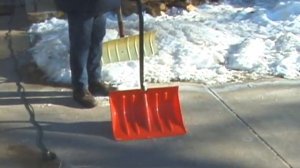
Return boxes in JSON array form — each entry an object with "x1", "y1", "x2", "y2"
[{"x1": 109, "y1": 86, "x2": 187, "y2": 141}]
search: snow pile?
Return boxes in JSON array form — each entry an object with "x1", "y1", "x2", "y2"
[{"x1": 28, "y1": 0, "x2": 300, "y2": 88}]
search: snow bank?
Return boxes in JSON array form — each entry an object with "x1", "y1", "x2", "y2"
[{"x1": 28, "y1": 0, "x2": 300, "y2": 88}]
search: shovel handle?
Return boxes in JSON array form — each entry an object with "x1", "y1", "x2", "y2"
[
  {"x1": 117, "y1": 7, "x2": 125, "y2": 38},
  {"x1": 137, "y1": 0, "x2": 145, "y2": 91}
]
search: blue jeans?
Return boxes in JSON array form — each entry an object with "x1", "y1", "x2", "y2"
[{"x1": 68, "y1": 13, "x2": 106, "y2": 90}]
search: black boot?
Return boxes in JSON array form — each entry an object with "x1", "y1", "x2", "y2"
[
  {"x1": 73, "y1": 89, "x2": 97, "y2": 108},
  {"x1": 89, "y1": 82, "x2": 118, "y2": 96}
]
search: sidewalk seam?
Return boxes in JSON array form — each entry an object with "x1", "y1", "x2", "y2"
[{"x1": 206, "y1": 86, "x2": 293, "y2": 168}]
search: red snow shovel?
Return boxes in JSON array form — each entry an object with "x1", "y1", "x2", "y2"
[{"x1": 109, "y1": 0, "x2": 187, "y2": 141}]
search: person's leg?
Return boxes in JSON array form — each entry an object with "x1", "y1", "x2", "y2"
[
  {"x1": 68, "y1": 12, "x2": 97, "y2": 107},
  {"x1": 68, "y1": 12, "x2": 93, "y2": 90},
  {"x1": 87, "y1": 14, "x2": 118, "y2": 96},
  {"x1": 87, "y1": 0, "x2": 122, "y2": 82},
  {"x1": 87, "y1": 14, "x2": 106, "y2": 84}
]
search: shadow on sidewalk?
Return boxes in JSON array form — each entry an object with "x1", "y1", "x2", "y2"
[
  {"x1": 0, "y1": 90, "x2": 83, "y2": 108},
  {"x1": 0, "y1": 120, "x2": 114, "y2": 141}
]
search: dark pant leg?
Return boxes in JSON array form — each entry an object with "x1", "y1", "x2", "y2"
[
  {"x1": 87, "y1": 14, "x2": 106, "y2": 84},
  {"x1": 67, "y1": 13, "x2": 93, "y2": 90},
  {"x1": 94, "y1": 0, "x2": 121, "y2": 15}
]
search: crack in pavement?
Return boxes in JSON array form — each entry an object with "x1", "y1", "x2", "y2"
[{"x1": 206, "y1": 86, "x2": 293, "y2": 168}]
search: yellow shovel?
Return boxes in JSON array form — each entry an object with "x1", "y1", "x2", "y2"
[{"x1": 102, "y1": 7, "x2": 157, "y2": 64}]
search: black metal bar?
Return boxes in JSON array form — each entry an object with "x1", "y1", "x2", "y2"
[
  {"x1": 137, "y1": 0, "x2": 145, "y2": 91},
  {"x1": 117, "y1": 7, "x2": 125, "y2": 38}
]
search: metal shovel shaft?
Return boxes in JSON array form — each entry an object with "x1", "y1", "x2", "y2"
[
  {"x1": 116, "y1": 7, "x2": 125, "y2": 38},
  {"x1": 137, "y1": 0, "x2": 145, "y2": 91}
]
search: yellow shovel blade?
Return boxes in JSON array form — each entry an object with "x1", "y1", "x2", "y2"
[{"x1": 102, "y1": 31, "x2": 157, "y2": 64}]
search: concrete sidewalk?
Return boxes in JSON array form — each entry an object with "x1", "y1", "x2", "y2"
[
  {"x1": 1, "y1": 3, "x2": 300, "y2": 168},
  {"x1": 1, "y1": 54, "x2": 300, "y2": 168}
]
